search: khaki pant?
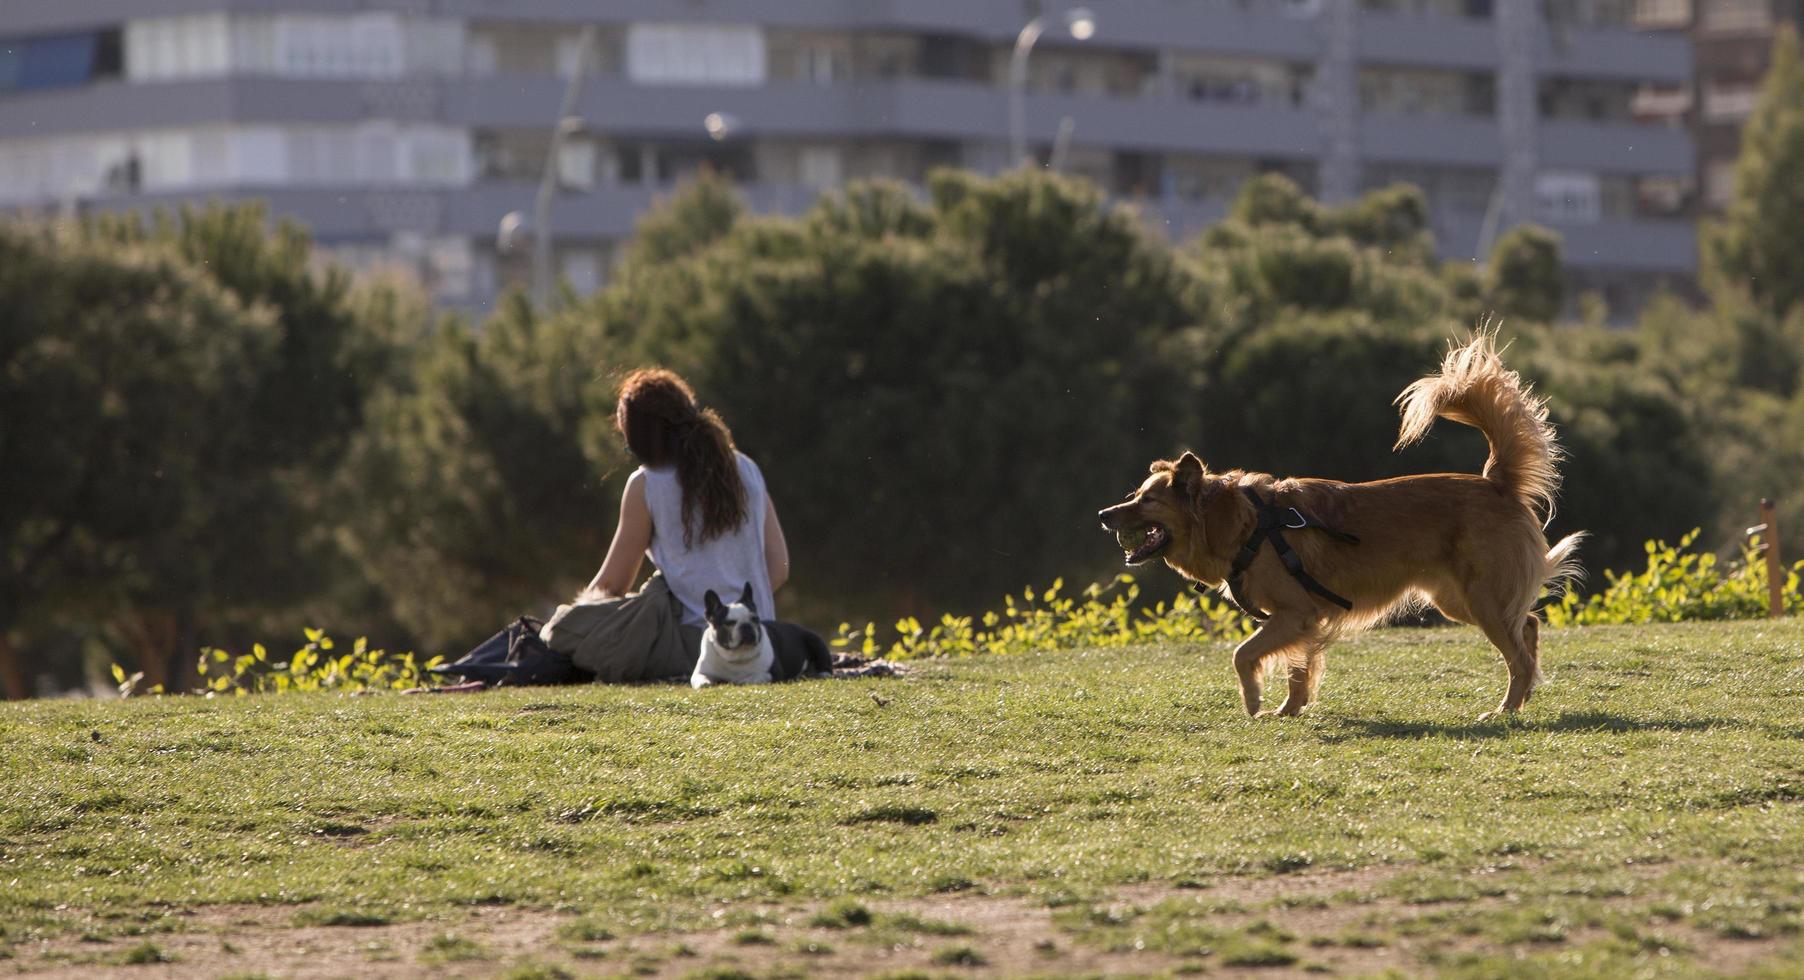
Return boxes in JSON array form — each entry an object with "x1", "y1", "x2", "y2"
[{"x1": 540, "y1": 574, "x2": 703, "y2": 682}]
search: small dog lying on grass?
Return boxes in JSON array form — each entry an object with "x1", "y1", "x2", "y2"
[
  {"x1": 692, "y1": 584, "x2": 776, "y2": 688},
  {"x1": 1099, "y1": 331, "x2": 1584, "y2": 720}
]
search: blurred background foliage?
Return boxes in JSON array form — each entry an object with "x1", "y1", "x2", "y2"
[{"x1": 7, "y1": 57, "x2": 1804, "y2": 694}]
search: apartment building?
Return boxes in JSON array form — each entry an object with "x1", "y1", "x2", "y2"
[
  {"x1": 1634, "y1": 0, "x2": 1803, "y2": 212},
  {"x1": 0, "y1": 1, "x2": 1695, "y2": 313}
]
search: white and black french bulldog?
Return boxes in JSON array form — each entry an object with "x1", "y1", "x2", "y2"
[{"x1": 691, "y1": 583, "x2": 776, "y2": 688}]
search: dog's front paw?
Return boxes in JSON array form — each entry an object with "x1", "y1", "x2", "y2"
[{"x1": 1476, "y1": 707, "x2": 1516, "y2": 722}]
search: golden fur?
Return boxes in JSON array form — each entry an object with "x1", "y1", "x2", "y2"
[{"x1": 1099, "y1": 332, "x2": 1585, "y2": 719}]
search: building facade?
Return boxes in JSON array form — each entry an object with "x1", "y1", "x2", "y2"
[
  {"x1": 0, "y1": 0, "x2": 1694, "y2": 313},
  {"x1": 1634, "y1": 0, "x2": 1803, "y2": 213}
]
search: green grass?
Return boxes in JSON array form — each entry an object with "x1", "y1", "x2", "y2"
[{"x1": 2, "y1": 620, "x2": 1803, "y2": 977}]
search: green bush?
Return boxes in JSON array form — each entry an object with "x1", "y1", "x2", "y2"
[
  {"x1": 135, "y1": 530, "x2": 1802, "y2": 695},
  {"x1": 112, "y1": 628, "x2": 444, "y2": 696},
  {"x1": 835, "y1": 574, "x2": 1251, "y2": 661},
  {"x1": 1547, "y1": 531, "x2": 1803, "y2": 626}
]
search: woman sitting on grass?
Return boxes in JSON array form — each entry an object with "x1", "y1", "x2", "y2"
[{"x1": 556, "y1": 368, "x2": 789, "y2": 680}]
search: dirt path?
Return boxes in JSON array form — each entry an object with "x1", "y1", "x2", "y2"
[{"x1": 9, "y1": 864, "x2": 1789, "y2": 978}]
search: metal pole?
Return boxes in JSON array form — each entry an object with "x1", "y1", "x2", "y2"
[
  {"x1": 1009, "y1": 16, "x2": 1050, "y2": 169},
  {"x1": 533, "y1": 24, "x2": 597, "y2": 309},
  {"x1": 1049, "y1": 116, "x2": 1076, "y2": 173},
  {"x1": 1475, "y1": 180, "x2": 1506, "y2": 264}
]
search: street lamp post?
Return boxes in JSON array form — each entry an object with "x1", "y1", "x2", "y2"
[
  {"x1": 1008, "y1": 7, "x2": 1095, "y2": 169},
  {"x1": 498, "y1": 24, "x2": 597, "y2": 309}
]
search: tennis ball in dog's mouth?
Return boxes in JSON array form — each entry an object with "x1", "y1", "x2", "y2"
[{"x1": 1115, "y1": 526, "x2": 1150, "y2": 552}]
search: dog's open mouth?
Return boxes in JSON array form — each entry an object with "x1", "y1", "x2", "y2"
[{"x1": 1116, "y1": 523, "x2": 1170, "y2": 565}]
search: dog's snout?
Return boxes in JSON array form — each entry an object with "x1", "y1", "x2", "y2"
[{"x1": 1098, "y1": 502, "x2": 1131, "y2": 530}]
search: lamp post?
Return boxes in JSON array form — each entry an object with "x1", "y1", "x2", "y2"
[
  {"x1": 498, "y1": 24, "x2": 597, "y2": 309},
  {"x1": 704, "y1": 111, "x2": 741, "y2": 142},
  {"x1": 1008, "y1": 7, "x2": 1095, "y2": 168}
]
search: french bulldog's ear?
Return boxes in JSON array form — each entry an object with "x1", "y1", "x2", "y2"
[
  {"x1": 739, "y1": 582, "x2": 754, "y2": 607},
  {"x1": 704, "y1": 590, "x2": 723, "y2": 618}
]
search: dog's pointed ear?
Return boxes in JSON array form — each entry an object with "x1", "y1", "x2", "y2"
[
  {"x1": 1174, "y1": 451, "x2": 1208, "y2": 498},
  {"x1": 704, "y1": 590, "x2": 724, "y2": 619},
  {"x1": 739, "y1": 582, "x2": 754, "y2": 607}
]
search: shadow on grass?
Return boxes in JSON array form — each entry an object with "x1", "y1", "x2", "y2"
[{"x1": 1322, "y1": 711, "x2": 1741, "y2": 741}]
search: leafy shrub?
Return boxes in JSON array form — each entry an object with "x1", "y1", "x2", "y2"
[
  {"x1": 108, "y1": 628, "x2": 442, "y2": 696},
  {"x1": 833, "y1": 575, "x2": 1251, "y2": 661},
  {"x1": 1547, "y1": 530, "x2": 1803, "y2": 626},
  {"x1": 117, "y1": 535, "x2": 1798, "y2": 697}
]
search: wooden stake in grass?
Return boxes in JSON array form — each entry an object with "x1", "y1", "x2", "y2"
[
  {"x1": 1762, "y1": 499, "x2": 1785, "y2": 618},
  {"x1": 1749, "y1": 499, "x2": 1786, "y2": 618}
]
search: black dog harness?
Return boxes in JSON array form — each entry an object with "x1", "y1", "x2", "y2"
[{"x1": 1207, "y1": 487, "x2": 1360, "y2": 620}]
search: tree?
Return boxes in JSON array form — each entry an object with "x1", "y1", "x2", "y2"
[
  {"x1": 86, "y1": 207, "x2": 419, "y2": 688},
  {"x1": 0, "y1": 221, "x2": 278, "y2": 696},
  {"x1": 1487, "y1": 224, "x2": 1565, "y2": 324},
  {"x1": 332, "y1": 294, "x2": 626, "y2": 652},
  {"x1": 1705, "y1": 25, "x2": 1804, "y2": 322},
  {"x1": 600, "y1": 171, "x2": 1201, "y2": 619},
  {"x1": 0, "y1": 206, "x2": 422, "y2": 695}
]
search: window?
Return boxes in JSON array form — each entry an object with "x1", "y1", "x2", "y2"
[
  {"x1": 1637, "y1": 174, "x2": 1691, "y2": 217},
  {"x1": 625, "y1": 23, "x2": 765, "y2": 86},
  {"x1": 1361, "y1": 0, "x2": 1491, "y2": 16},
  {"x1": 404, "y1": 128, "x2": 470, "y2": 184},
  {"x1": 426, "y1": 237, "x2": 473, "y2": 302},
  {"x1": 286, "y1": 124, "x2": 469, "y2": 185},
  {"x1": 799, "y1": 45, "x2": 847, "y2": 84},
  {"x1": 1363, "y1": 165, "x2": 1495, "y2": 214},
  {"x1": 1556, "y1": 0, "x2": 1639, "y2": 27},
  {"x1": 557, "y1": 140, "x2": 596, "y2": 189},
  {"x1": 1535, "y1": 171, "x2": 1602, "y2": 223},
  {"x1": 1702, "y1": 0, "x2": 1772, "y2": 31},
  {"x1": 853, "y1": 34, "x2": 917, "y2": 80},
  {"x1": 1171, "y1": 54, "x2": 1310, "y2": 108},
  {"x1": 798, "y1": 146, "x2": 843, "y2": 190},
  {"x1": 127, "y1": 13, "x2": 452, "y2": 80},
  {"x1": 1539, "y1": 79, "x2": 1636, "y2": 121},
  {"x1": 1633, "y1": 84, "x2": 1691, "y2": 118},
  {"x1": 1634, "y1": 0, "x2": 1693, "y2": 27},
  {"x1": 1360, "y1": 67, "x2": 1494, "y2": 116},
  {"x1": 0, "y1": 28, "x2": 125, "y2": 93},
  {"x1": 1702, "y1": 83, "x2": 1759, "y2": 121},
  {"x1": 1166, "y1": 156, "x2": 1254, "y2": 201},
  {"x1": 1705, "y1": 159, "x2": 1736, "y2": 206},
  {"x1": 279, "y1": 14, "x2": 403, "y2": 78}
]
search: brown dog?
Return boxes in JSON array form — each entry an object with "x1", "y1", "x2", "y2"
[{"x1": 1098, "y1": 334, "x2": 1584, "y2": 720}]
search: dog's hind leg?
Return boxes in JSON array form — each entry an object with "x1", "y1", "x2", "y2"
[
  {"x1": 1274, "y1": 639, "x2": 1329, "y2": 717},
  {"x1": 1231, "y1": 613, "x2": 1317, "y2": 717},
  {"x1": 1475, "y1": 611, "x2": 1537, "y2": 720},
  {"x1": 1520, "y1": 614, "x2": 1542, "y2": 703}
]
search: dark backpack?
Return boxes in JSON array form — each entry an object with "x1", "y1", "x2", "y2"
[{"x1": 431, "y1": 616, "x2": 594, "y2": 687}]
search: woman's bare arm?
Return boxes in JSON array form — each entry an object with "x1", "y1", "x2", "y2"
[
  {"x1": 764, "y1": 496, "x2": 790, "y2": 593},
  {"x1": 586, "y1": 472, "x2": 651, "y2": 598}
]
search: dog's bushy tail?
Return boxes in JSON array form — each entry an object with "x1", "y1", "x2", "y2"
[
  {"x1": 1543, "y1": 531, "x2": 1588, "y2": 600},
  {"x1": 1395, "y1": 329, "x2": 1563, "y2": 524}
]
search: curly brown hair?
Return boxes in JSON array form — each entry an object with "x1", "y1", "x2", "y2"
[{"x1": 615, "y1": 368, "x2": 748, "y2": 547}]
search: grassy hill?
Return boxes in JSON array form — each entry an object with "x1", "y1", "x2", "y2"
[{"x1": 3, "y1": 620, "x2": 1803, "y2": 977}]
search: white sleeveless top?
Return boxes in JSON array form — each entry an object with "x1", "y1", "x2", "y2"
[{"x1": 640, "y1": 452, "x2": 775, "y2": 627}]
